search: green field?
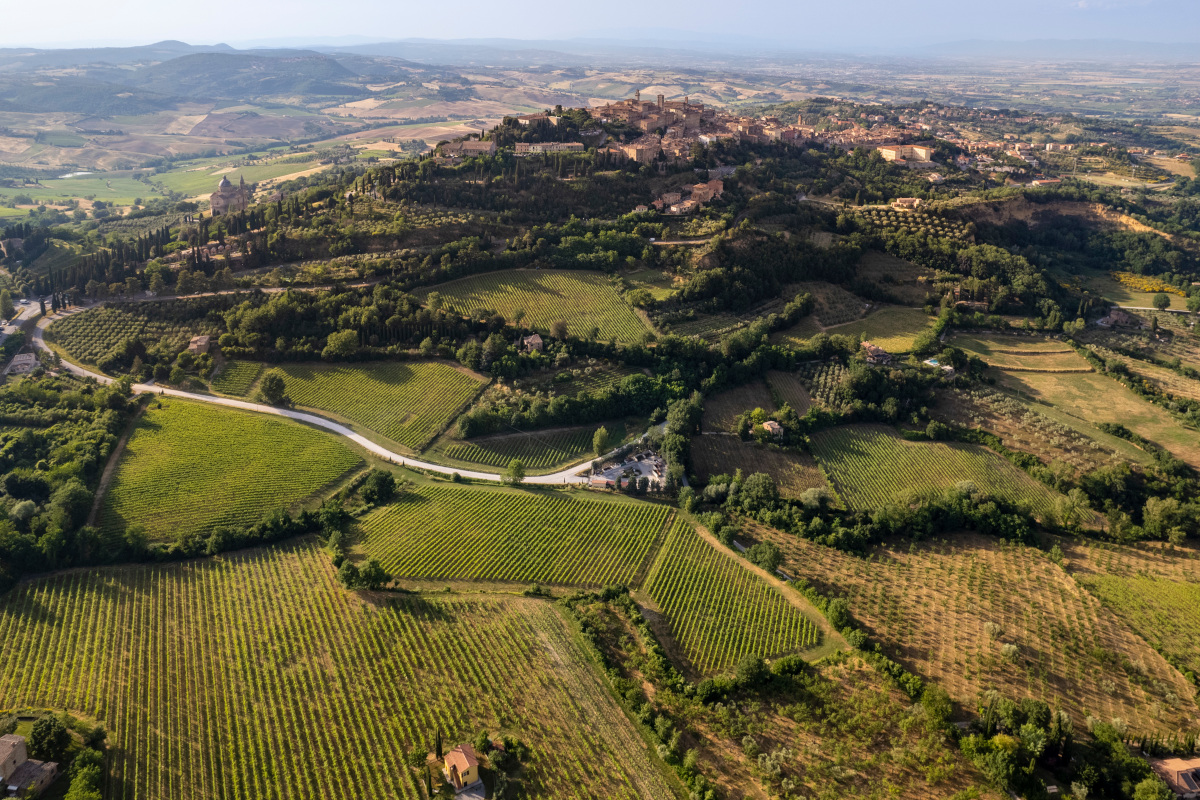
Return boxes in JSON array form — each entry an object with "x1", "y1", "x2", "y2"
[
  {"x1": 0, "y1": 542, "x2": 678, "y2": 800},
  {"x1": 810, "y1": 424, "x2": 1062, "y2": 519},
  {"x1": 357, "y1": 486, "x2": 671, "y2": 586},
  {"x1": 210, "y1": 361, "x2": 264, "y2": 395},
  {"x1": 954, "y1": 334, "x2": 1093, "y2": 372},
  {"x1": 51, "y1": 307, "x2": 218, "y2": 365},
  {"x1": 99, "y1": 399, "x2": 362, "y2": 541},
  {"x1": 438, "y1": 423, "x2": 623, "y2": 470},
  {"x1": 420, "y1": 270, "x2": 651, "y2": 343},
  {"x1": 154, "y1": 159, "x2": 327, "y2": 197},
  {"x1": 236, "y1": 361, "x2": 488, "y2": 452},
  {"x1": 822, "y1": 306, "x2": 935, "y2": 352},
  {"x1": 1078, "y1": 575, "x2": 1200, "y2": 681},
  {"x1": 642, "y1": 520, "x2": 821, "y2": 675}
]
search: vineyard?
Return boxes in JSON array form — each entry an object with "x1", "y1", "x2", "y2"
[
  {"x1": 701, "y1": 381, "x2": 775, "y2": 432},
  {"x1": 98, "y1": 399, "x2": 362, "y2": 541},
  {"x1": 1079, "y1": 575, "x2": 1200, "y2": 683},
  {"x1": 642, "y1": 520, "x2": 821, "y2": 675},
  {"x1": 357, "y1": 486, "x2": 672, "y2": 586},
  {"x1": 692, "y1": 437, "x2": 830, "y2": 500},
  {"x1": 438, "y1": 423, "x2": 622, "y2": 470},
  {"x1": 810, "y1": 424, "x2": 1062, "y2": 519},
  {"x1": 50, "y1": 307, "x2": 218, "y2": 365},
  {"x1": 752, "y1": 527, "x2": 1197, "y2": 734},
  {"x1": 0, "y1": 542, "x2": 679, "y2": 800},
  {"x1": 245, "y1": 361, "x2": 487, "y2": 452},
  {"x1": 210, "y1": 361, "x2": 264, "y2": 396},
  {"x1": 822, "y1": 307, "x2": 935, "y2": 352},
  {"x1": 765, "y1": 370, "x2": 813, "y2": 414},
  {"x1": 419, "y1": 270, "x2": 651, "y2": 343}
]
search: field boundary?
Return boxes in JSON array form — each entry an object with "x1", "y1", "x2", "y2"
[{"x1": 86, "y1": 398, "x2": 148, "y2": 527}]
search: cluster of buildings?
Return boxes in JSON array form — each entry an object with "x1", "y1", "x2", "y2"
[
  {"x1": 589, "y1": 449, "x2": 667, "y2": 491},
  {"x1": 1, "y1": 734, "x2": 58, "y2": 798},
  {"x1": 638, "y1": 179, "x2": 724, "y2": 215}
]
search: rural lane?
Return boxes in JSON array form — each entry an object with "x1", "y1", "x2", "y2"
[{"x1": 31, "y1": 317, "x2": 610, "y2": 485}]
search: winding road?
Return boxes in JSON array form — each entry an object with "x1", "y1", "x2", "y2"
[{"x1": 32, "y1": 315, "x2": 610, "y2": 485}]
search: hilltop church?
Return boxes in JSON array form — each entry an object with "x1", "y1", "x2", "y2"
[{"x1": 210, "y1": 175, "x2": 249, "y2": 215}]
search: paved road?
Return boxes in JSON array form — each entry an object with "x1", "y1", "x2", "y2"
[{"x1": 32, "y1": 315, "x2": 615, "y2": 485}]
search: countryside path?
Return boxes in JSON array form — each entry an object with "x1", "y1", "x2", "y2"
[{"x1": 32, "y1": 316, "x2": 614, "y2": 485}]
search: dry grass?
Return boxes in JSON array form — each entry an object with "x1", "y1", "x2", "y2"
[
  {"x1": 765, "y1": 370, "x2": 813, "y2": 414},
  {"x1": 747, "y1": 528, "x2": 1199, "y2": 734},
  {"x1": 692, "y1": 436, "x2": 829, "y2": 499},
  {"x1": 702, "y1": 381, "x2": 775, "y2": 432}
]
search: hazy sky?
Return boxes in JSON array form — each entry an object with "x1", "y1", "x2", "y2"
[{"x1": 2, "y1": 0, "x2": 1197, "y2": 49}]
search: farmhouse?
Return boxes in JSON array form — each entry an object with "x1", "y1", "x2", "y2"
[
  {"x1": 861, "y1": 341, "x2": 892, "y2": 365},
  {"x1": 761, "y1": 420, "x2": 783, "y2": 438},
  {"x1": 521, "y1": 333, "x2": 544, "y2": 352},
  {"x1": 1096, "y1": 308, "x2": 1139, "y2": 329},
  {"x1": 1151, "y1": 755, "x2": 1200, "y2": 798},
  {"x1": 443, "y1": 744, "x2": 482, "y2": 794},
  {"x1": 209, "y1": 175, "x2": 249, "y2": 216},
  {"x1": 891, "y1": 197, "x2": 922, "y2": 211},
  {"x1": 187, "y1": 335, "x2": 213, "y2": 355},
  {"x1": 0, "y1": 734, "x2": 58, "y2": 798}
]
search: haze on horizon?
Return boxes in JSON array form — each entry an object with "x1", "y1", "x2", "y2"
[{"x1": 3, "y1": 0, "x2": 1198, "y2": 52}]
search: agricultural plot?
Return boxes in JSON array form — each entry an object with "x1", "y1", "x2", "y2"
[
  {"x1": 701, "y1": 381, "x2": 775, "y2": 432},
  {"x1": 357, "y1": 486, "x2": 671, "y2": 587},
  {"x1": 210, "y1": 361, "x2": 263, "y2": 396},
  {"x1": 642, "y1": 520, "x2": 821, "y2": 675},
  {"x1": 810, "y1": 425, "x2": 1063, "y2": 519},
  {"x1": 622, "y1": 267, "x2": 678, "y2": 300},
  {"x1": 1085, "y1": 346, "x2": 1200, "y2": 404},
  {"x1": 795, "y1": 362, "x2": 850, "y2": 410},
  {"x1": 994, "y1": 368, "x2": 1200, "y2": 469},
  {"x1": 954, "y1": 334, "x2": 1093, "y2": 373},
  {"x1": 822, "y1": 307, "x2": 936, "y2": 352},
  {"x1": 692, "y1": 436, "x2": 830, "y2": 500},
  {"x1": 756, "y1": 529, "x2": 1197, "y2": 734},
  {"x1": 419, "y1": 270, "x2": 651, "y2": 343},
  {"x1": 50, "y1": 307, "x2": 217, "y2": 366},
  {"x1": 1078, "y1": 312, "x2": 1200, "y2": 373},
  {"x1": 794, "y1": 281, "x2": 868, "y2": 327},
  {"x1": 855, "y1": 251, "x2": 931, "y2": 304},
  {"x1": 1058, "y1": 269, "x2": 1190, "y2": 311},
  {"x1": 438, "y1": 423, "x2": 623, "y2": 470},
  {"x1": 99, "y1": 399, "x2": 362, "y2": 541},
  {"x1": 246, "y1": 361, "x2": 487, "y2": 452},
  {"x1": 764, "y1": 370, "x2": 813, "y2": 414},
  {"x1": 0, "y1": 542, "x2": 679, "y2": 800}
]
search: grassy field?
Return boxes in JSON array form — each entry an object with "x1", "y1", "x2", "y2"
[
  {"x1": 641, "y1": 519, "x2": 823, "y2": 675},
  {"x1": 419, "y1": 270, "x2": 651, "y2": 343},
  {"x1": 227, "y1": 361, "x2": 488, "y2": 452},
  {"x1": 822, "y1": 307, "x2": 936, "y2": 352},
  {"x1": 954, "y1": 334, "x2": 1093, "y2": 372},
  {"x1": 356, "y1": 486, "x2": 672, "y2": 587},
  {"x1": 436, "y1": 422, "x2": 624, "y2": 470},
  {"x1": 0, "y1": 542, "x2": 679, "y2": 800},
  {"x1": 1057, "y1": 269, "x2": 1190, "y2": 311},
  {"x1": 99, "y1": 399, "x2": 362, "y2": 541},
  {"x1": 50, "y1": 307, "x2": 218, "y2": 366},
  {"x1": 754, "y1": 529, "x2": 1197, "y2": 734},
  {"x1": 810, "y1": 425, "x2": 1063, "y2": 519},
  {"x1": 692, "y1": 437, "x2": 830, "y2": 500},
  {"x1": 701, "y1": 381, "x2": 774, "y2": 432},
  {"x1": 994, "y1": 367, "x2": 1200, "y2": 469},
  {"x1": 764, "y1": 370, "x2": 813, "y2": 414}
]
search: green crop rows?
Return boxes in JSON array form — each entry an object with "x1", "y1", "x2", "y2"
[
  {"x1": 420, "y1": 270, "x2": 650, "y2": 343},
  {"x1": 0, "y1": 542, "x2": 677, "y2": 800},
  {"x1": 357, "y1": 486, "x2": 670, "y2": 586},
  {"x1": 246, "y1": 362, "x2": 486, "y2": 452},
  {"x1": 211, "y1": 361, "x2": 264, "y2": 395},
  {"x1": 810, "y1": 424, "x2": 1060, "y2": 518},
  {"x1": 51, "y1": 307, "x2": 217, "y2": 365},
  {"x1": 1079, "y1": 575, "x2": 1200, "y2": 680},
  {"x1": 643, "y1": 520, "x2": 820, "y2": 674},
  {"x1": 441, "y1": 425, "x2": 618, "y2": 469},
  {"x1": 99, "y1": 399, "x2": 361, "y2": 541}
]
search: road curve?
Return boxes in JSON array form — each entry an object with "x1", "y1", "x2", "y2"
[{"x1": 32, "y1": 316, "x2": 609, "y2": 485}]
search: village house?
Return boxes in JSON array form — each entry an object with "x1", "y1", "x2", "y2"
[
  {"x1": 187, "y1": 335, "x2": 213, "y2": 356},
  {"x1": 891, "y1": 197, "x2": 922, "y2": 211},
  {"x1": 1, "y1": 734, "x2": 58, "y2": 798},
  {"x1": 861, "y1": 341, "x2": 892, "y2": 365},
  {"x1": 443, "y1": 744, "x2": 482, "y2": 794},
  {"x1": 521, "y1": 333, "x2": 544, "y2": 352},
  {"x1": 439, "y1": 139, "x2": 497, "y2": 158},
  {"x1": 1096, "y1": 308, "x2": 1139, "y2": 329},
  {"x1": 761, "y1": 420, "x2": 783, "y2": 438},
  {"x1": 515, "y1": 113, "x2": 558, "y2": 127}
]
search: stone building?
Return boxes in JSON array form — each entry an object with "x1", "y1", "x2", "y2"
[{"x1": 209, "y1": 176, "x2": 248, "y2": 216}]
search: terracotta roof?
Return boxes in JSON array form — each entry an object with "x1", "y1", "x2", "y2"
[{"x1": 445, "y1": 744, "x2": 479, "y2": 771}]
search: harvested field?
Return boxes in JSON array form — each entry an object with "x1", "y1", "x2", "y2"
[
  {"x1": 954, "y1": 334, "x2": 1093, "y2": 372},
  {"x1": 751, "y1": 528, "x2": 1198, "y2": 734},
  {"x1": 822, "y1": 307, "x2": 936, "y2": 352}
]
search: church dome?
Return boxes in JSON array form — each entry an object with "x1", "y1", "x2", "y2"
[{"x1": 217, "y1": 176, "x2": 232, "y2": 190}]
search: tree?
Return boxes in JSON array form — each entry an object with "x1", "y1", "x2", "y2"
[
  {"x1": 322, "y1": 329, "x2": 359, "y2": 360},
  {"x1": 1133, "y1": 776, "x2": 1174, "y2": 800},
  {"x1": 259, "y1": 369, "x2": 287, "y2": 405},
  {"x1": 0, "y1": 290, "x2": 12, "y2": 321},
  {"x1": 735, "y1": 654, "x2": 769, "y2": 687},
  {"x1": 550, "y1": 320, "x2": 569, "y2": 340},
  {"x1": 425, "y1": 766, "x2": 433, "y2": 798},
  {"x1": 592, "y1": 426, "x2": 609, "y2": 457},
  {"x1": 435, "y1": 728, "x2": 443, "y2": 760},
  {"x1": 357, "y1": 558, "x2": 391, "y2": 591},
  {"x1": 361, "y1": 469, "x2": 396, "y2": 505},
  {"x1": 1152, "y1": 292, "x2": 1171, "y2": 311},
  {"x1": 504, "y1": 458, "x2": 526, "y2": 485},
  {"x1": 28, "y1": 715, "x2": 69, "y2": 761}
]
